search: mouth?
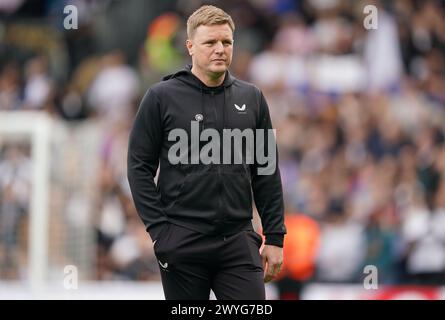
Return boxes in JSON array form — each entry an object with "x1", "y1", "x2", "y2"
[{"x1": 212, "y1": 59, "x2": 226, "y2": 63}]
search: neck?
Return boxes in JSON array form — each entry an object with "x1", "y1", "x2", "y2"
[{"x1": 191, "y1": 65, "x2": 225, "y2": 87}]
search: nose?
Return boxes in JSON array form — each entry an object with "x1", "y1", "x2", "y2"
[{"x1": 214, "y1": 41, "x2": 224, "y2": 54}]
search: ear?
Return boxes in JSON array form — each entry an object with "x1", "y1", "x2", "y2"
[{"x1": 186, "y1": 39, "x2": 193, "y2": 56}]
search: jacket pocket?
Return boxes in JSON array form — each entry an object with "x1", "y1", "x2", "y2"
[
  {"x1": 170, "y1": 172, "x2": 220, "y2": 219},
  {"x1": 153, "y1": 223, "x2": 171, "y2": 254},
  {"x1": 248, "y1": 230, "x2": 264, "y2": 247},
  {"x1": 221, "y1": 172, "x2": 253, "y2": 219}
]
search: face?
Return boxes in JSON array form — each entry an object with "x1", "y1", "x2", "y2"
[{"x1": 187, "y1": 24, "x2": 233, "y2": 78}]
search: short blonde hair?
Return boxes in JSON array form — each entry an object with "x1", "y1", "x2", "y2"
[{"x1": 187, "y1": 5, "x2": 235, "y2": 39}]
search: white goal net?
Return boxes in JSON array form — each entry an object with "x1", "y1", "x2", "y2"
[{"x1": 0, "y1": 111, "x2": 99, "y2": 295}]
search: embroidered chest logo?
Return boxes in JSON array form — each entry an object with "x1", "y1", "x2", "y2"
[{"x1": 234, "y1": 103, "x2": 247, "y2": 114}]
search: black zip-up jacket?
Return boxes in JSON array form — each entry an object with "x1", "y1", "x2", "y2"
[{"x1": 127, "y1": 65, "x2": 286, "y2": 247}]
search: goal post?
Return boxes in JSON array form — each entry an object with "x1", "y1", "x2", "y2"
[{"x1": 0, "y1": 111, "x2": 51, "y2": 291}]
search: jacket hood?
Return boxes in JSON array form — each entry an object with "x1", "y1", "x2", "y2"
[{"x1": 162, "y1": 64, "x2": 235, "y2": 92}]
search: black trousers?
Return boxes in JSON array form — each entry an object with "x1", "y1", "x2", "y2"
[{"x1": 153, "y1": 223, "x2": 265, "y2": 300}]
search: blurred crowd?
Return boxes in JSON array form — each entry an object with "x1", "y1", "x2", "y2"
[{"x1": 1, "y1": 0, "x2": 445, "y2": 297}]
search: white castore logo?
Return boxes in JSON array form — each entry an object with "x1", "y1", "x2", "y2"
[
  {"x1": 158, "y1": 260, "x2": 168, "y2": 269},
  {"x1": 234, "y1": 103, "x2": 246, "y2": 111}
]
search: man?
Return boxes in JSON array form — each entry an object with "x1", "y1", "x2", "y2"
[{"x1": 127, "y1": 5, "x2": 286, "y2": 300}]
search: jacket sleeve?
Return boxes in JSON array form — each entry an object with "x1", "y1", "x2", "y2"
[
  {"x1": 251, "y1": 91, "x2": 286, "y2": 247},
  {"x1": 127, "y1": 89, "x2": 168, "y2": 241}
]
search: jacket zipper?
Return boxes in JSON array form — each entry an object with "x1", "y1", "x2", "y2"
[{"x1": 211, "y1": 90, "x2": 224, "y2": 227}]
